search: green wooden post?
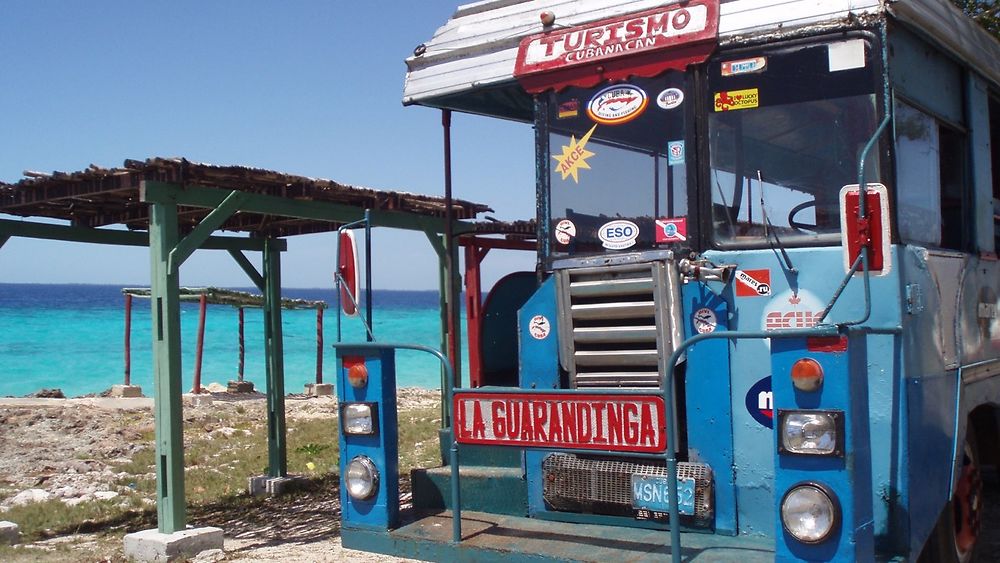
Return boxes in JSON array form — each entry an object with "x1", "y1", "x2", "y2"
[
  {"x1": 263, "y1": 238, "x2": 287, "y2": 477},
  {"x1": 149, "y1": 200, "x2": 186, "y2": 533}
]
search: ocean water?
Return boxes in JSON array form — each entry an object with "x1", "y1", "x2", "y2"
[{"x1": 0, "y1": 284, "x2": 464, "y2": 397}]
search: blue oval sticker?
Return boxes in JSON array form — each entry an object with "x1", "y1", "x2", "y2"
[{"x1": 744, "y1": 376, "x2": 773, "y2": 428}]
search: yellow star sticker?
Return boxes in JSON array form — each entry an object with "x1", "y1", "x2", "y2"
[{"x1": 553, "y1": 124, "x2": 598, "y2": 183}]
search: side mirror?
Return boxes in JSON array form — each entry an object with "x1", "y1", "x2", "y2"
[
  {"x1": 839, "y1": 183, "x2": 890, "y2": 276},
  {"x1": 338, "y1": 229, "x2": 360, "y2": 317}
]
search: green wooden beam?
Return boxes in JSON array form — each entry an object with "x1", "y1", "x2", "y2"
[
  {"x1": 227, "y1": 249, "x2": 265, "y2": 291},
  {"x1": 0, "y1": 217, "x2": 284, "y2": 252},
  {"x1": 141, "y1": 180, "x2": 477, "y2": 235},
  {"x1": 149, "y1": 201, "x2": 186, "y2": 533},
  {"x1": 262, "y1": 238, "x2": 288, "y2": 477},
  {"x1": 168, "y1": 190, "x2": 250, "y2": 272}
]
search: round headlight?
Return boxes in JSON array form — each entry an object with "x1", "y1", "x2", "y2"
[
  {"x1": 345, "y1": 455, "x2": 379, "y2": 500},
  {"x1": 781, "y1": 483, "x2": 839, "y2": 544}
]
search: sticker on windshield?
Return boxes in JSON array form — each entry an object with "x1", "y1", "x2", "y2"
[
  {"x1": 598, "y1": 220, "x2": 639, "y2": 250},
  {"x1": 553, "y1": 124, "x2": 597, "y2": 183},
  {"x1": 587, "y1": 84, "x2": 648, "y2": 125},
  {"x1": 714, "y1": 88, "x2": 759, "y2": 112},
  {"x1": 558, "y1": 99, "x2": 580, "y2": 119},
  {"x1": 554, "y1": 219, "x2": 577, "y2": 245},
  {"x1": 655, "y1": 217, "x2": 687, "y2": 243},
  {"x1": 667, "y1": 140, "x2": 684, "y2": 166},
  {"x1": 721, "y1": 57, "x2": 767, "y2": 76},
  {"x1": 656, "y1": 88, "x2": 684, "y2": 110}
]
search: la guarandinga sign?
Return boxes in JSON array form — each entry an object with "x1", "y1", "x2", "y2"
[{"x1": 452, "y1": 392, "x2": 667, "y2": 453}]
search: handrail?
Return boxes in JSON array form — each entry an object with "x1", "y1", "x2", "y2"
[{"x1": 331, "y1": 341, "x2": 462, "y2": 543}]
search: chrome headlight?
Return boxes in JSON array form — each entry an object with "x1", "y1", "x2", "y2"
[
  {"x1": 781, "y1": 482, "x2": 839, "y2": 544},
  {"x1": 778, "y1": 410, "x2": 843, "y2": 457},
  {"x1": 341, "y1": 402, "x2": 378, "y2": 436},
  {"x1": 345, "y1": 455, "x2": 379, "y2": 500}
]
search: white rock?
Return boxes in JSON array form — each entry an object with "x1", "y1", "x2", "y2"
[
  {"x1": 62, "y1": 495, "x2": 92, "y2": 507},
  {"x1": 205, "y1": 382, "x2": 228, "y2": 393},
  {"x1": 0, "y1": 521, "x2": 19, "y2": 545},
  {"x1": 10, "y1": 489, "x2": 52, "y2": 506},
  {"x1": 191, "y1": 548, "x2": 226, "y2": 562},
  {"x1": 93, "y1": 491, "x2": 119, "y2": 501}
]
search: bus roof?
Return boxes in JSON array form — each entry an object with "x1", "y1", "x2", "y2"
[{"x1": 403, "y1": 0, "x2": 1000, "y2": 121}]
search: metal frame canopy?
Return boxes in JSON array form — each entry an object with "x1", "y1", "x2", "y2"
[{"x1": 0, "y1": 156, "x2": 496, "y2": 535}]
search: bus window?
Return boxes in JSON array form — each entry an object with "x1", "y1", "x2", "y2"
[
  {"x1": 707, "y1": 38, "x2": 880, "y2": 247},
  {"x1": 894, "y1": 100, "x2": 970, "y2": 250}
]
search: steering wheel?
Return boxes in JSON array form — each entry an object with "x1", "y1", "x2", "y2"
[{"x1": 787, "y1": 200, "x2": 817, "y2": 231}]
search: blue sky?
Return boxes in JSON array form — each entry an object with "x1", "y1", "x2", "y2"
[{"x1": 0, "y1": 1, "x2": 537, "y2": 290}]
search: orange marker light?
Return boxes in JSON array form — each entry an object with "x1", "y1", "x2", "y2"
[
  {"x1": 344, "y1": 356, "x2": 369, "y2": 389},
  {"x1": 791, "y1": 358, "x2": 823, "y2": 392}
]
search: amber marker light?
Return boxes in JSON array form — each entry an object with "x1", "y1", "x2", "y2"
[
  {"x1": 343, "y1": 357, "x2": 369, "y2": 389},
  {"x1": 790, "y1": 358, "x2": 823, "y2": 392}
]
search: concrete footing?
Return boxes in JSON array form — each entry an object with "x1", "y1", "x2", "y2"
[
  {"x1": 248, "y1": 474, "x2": 307, "y2": 497},
  {"x1": 123, "y1": 526, "x2": 223, "y2": 562},
  {"x1": 0, "y1": 521, "x2": 20, "y2": 545},
  {"x1": 111, "y1": 385, "x2": 143, "y2": 398},
  {"x1": 183, "y1": 393, "x2": 214, "y2": 407},
  {"x1": 312, "y1": 383, "x2": 334, "y2": 396},
  {"x1": 227, "y1": 380, "x2": 255, "y2": 393}
]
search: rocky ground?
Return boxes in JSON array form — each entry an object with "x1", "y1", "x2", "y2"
[{"x1": 0, "y1": 387, "x2": 435, "y2": 562}]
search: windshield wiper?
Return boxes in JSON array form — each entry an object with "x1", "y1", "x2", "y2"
[{"x1": 758, "y1": 170, "x2": 797, "y2": 276}]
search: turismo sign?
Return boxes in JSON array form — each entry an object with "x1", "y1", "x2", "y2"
[
  {"x1": 514, "y1": 1, "x2": 720, "y2": 92},
  {"x1": 453, "y1": 392, "x2": 667, "y2": 453}
]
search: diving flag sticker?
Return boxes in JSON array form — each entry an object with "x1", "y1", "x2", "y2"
[{"x1": 735, "y1": 269, "x2": 771, "y2": 297}]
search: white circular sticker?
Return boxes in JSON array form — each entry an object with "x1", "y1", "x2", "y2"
[
  {"x1": 598, "y1": 219, "x2": 639, "y2": 250},
  {"x1": 656, "y1": 87, "x2": 684, "y2": 110},
  {"x1": 528, "y1": 315, "x2": 551, "y2": 340},
  {"x1": 555, "y1": 219, "x2": 576, "y2": 245},
  {"x1": 587, "y1": 84, "x2": 648, "y2": 125},
  {"x1": 693, "y1": 308, "x2": 717, "y2": 334}
]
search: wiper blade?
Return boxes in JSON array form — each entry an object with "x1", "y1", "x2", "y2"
[{"x1": 758, "y1": 170, "x2": 797, "y2": 275}]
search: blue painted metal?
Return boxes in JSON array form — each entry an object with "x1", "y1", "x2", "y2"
[
  {"x1": 518, "y1": 275, "x2": 560, "y2": 390},
  {"x1": 770, "y1": 335, "x2": 874, "y2": 561},
  {"x1": 335, "y1": 346, "x2": 399, "y2": 529}
]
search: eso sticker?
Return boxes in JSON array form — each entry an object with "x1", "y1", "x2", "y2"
[
  {"x1": 553, "y1": 124, "x2": 597, "y2": 183},
  {"x1": 693, "y1": 308, "x2": 717, "y2": 334},
  {"x1": 763, "y1": 289, "x2": 824, "y2": 331},
  {"x1": 714, "y1": 88, "x2": 759, "y2": 112},
  {"x1": 655, "y1": 217, "x2": 687, "y2": 243},
  {"x1": 587, "y1": 84, "x2": 648, "y2": 125},
  {"x1": 735, "y1": 269, "x2": 771, "y2": 297},
  {"x1": 598, "y1": 220, "x2": 639, "y2": 250},
  {"x1": 666, "y1": 140, "x2": 685, "y2": 166},
  {"x1": 554, "y1": 219, "x2": 577, "y2": 245},
  {"x1": 656, "y1": 88, "x2": 684, "y2": 110},
  {"x1": 721, "y1": 57, "x2": 767, "y2": 76},
  {"x1": 528, "y1": 315, "x2": 551, "y2": 340},
  {"x1": 744, "y1": 376, "x2": 773, "y2": 428},
  {"x1": 558, "y1": 99, "x2": 580, "y2": 119}
]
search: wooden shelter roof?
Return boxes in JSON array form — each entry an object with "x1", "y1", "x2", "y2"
[
  {"x1": 0, "y1": 157, "x2": 494, "y2": 237},
  {"x1": 122, "y1": 286, "x2": 327, "y2": 309}
]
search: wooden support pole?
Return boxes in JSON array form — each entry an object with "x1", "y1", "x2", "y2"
[
  {"x1": 316, "y1": 306, "x2": 324, "y2": 384},
  {"x1": 124, "y1": 293, "x2": 133, "y2": 386},
  {"x1": 149, "y1": 200, "x2": 186, "y2": 533},
  {"x1": 238, "y1": 307, "x2": 245, "y2": 382},
  {"x1": 263, "y1": 238, "x2": 287, "y2": 478},
  {"x1": 193, "y1": 294, "x2": 207, "y2": 394}
]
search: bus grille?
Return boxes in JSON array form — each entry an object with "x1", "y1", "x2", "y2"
[
  {"x1": 555, "y1": 259, "x2": 684, "y2": 388},
  {"x1": 541, "y1": 453, "x2": 713, "y2": 526}
]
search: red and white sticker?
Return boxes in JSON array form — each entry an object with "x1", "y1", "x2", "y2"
[
  {"x1": 735, "y1": 269, "x2": 771, "y2": 297},
  {"x1": 555, "y1": 219, "x2": 576, "y2": 245},
  {"x1": 693, "y1": 308, "x2": 717, "y2": 334},
  {"x1": 528, "y1": 315, "x2": 551, "y2": 340},
  {"x1": 763, "y1": 290, "x2": 824, "y2": 331},
  {"x1": 655, "y1": 218, "x2": 687, "y2": 243}
]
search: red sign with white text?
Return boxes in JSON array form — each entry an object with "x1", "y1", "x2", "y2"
[
  {"x1": 453, "y1": 392, "x2": 667, "y2": 453},
  {"x1": 514, "y1": 1, "x2": 720, "y2": 93}
]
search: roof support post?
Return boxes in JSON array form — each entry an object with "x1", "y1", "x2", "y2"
[
  {"x1": 227, "y1": 249, "x2": 265, "y2": 291},
  {"x1": 262, "y1": 237, "x2": 287, "y2": 477},
  {"x1": 168, "y1": 190, "x2": 249, "y2": 272},
  {"x1": 148, "y1": 199, "x2": 187, "y2": 533},
  {"x1": 425, "y1": 230, "x2": 462, "y2": 425}
]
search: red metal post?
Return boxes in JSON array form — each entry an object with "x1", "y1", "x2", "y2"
[
  {"x1": 193, "y1": 294, "x2": 207, "y2": 394},
  {"x1": 464, "y1": 242, "x2": 488, "y2": 387},
  {"x1": 238, "y1": 307, "x2": 245, "y2": 382},
  {"x1": 316, "y1": 306, "x2": 324, "y2": 384},
  {"x1": 124, "y1": 293, "x2": 132, "y2": 386}
]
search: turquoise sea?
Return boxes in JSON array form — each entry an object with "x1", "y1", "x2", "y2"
[{"x1": 0, "y1": 283, "x2": 462, "y2": 397}]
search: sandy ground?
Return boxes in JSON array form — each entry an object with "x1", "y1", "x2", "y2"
[{"x1": 0, "y1": 388, "x2": 434, "y2": 562}]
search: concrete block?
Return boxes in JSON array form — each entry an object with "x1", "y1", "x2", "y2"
[
  {"x1": 123, "y1": 526, "x2": 223, "y2": 562},
  {"x1": 227, "y1": 380, "x2": 255, "y2": 393},
  {"x1": 247, "y1": 475, "x2": 268, "y2": 497},
  {"x1": 183, "y1": 393, "x2": 214, "y2": 407},
  {"x1": 265, "y1": 475, "x2": 307, "y2": 495},
  {"x1": 0, "y1": 521, "x2": 20, "y2": 545},
  {"x1": 311, "y1": 383, "x2": 334, "y2": 396},
  {"x1": 111, "y1": 385, "x2": 143, "y2": 398}
]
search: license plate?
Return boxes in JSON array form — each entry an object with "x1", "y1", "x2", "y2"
[{"x1": 631, "y1": 474, "x2": 695, "y2": 521}]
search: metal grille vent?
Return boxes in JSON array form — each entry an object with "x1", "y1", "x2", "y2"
[
  {"x1": 541, "y1": 453, "x2": 713, "y2": 526},
  {"x1": 555, "y1": 259, "x2": 684, "y2": 388}
]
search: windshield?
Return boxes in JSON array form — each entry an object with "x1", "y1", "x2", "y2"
[
  {"x1": 708, "y1": 38, "x2": 880, "y2": 246},
  {"x1": 546, "y1": 74, "x2": 689, "y2": 257}
]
